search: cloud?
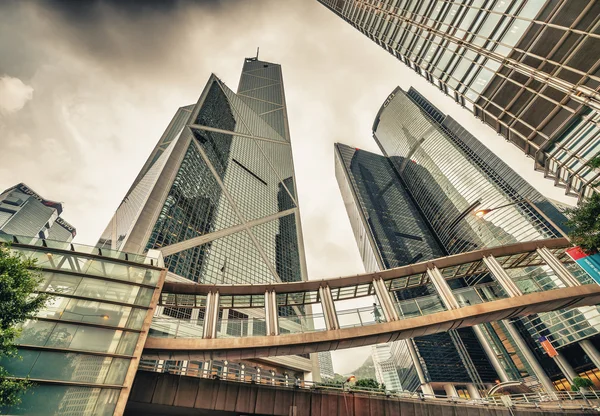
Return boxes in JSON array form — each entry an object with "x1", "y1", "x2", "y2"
[{"x1": 0, "y1": 75, "x2": 33, "y2": 114}]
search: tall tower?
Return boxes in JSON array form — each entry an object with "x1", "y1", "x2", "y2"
[
  {"x1": 369, "y1": 86, "x2": 600, "y2": 392},
  {"x1": 335, "y1": 143, "x2": 499, "y2": 395},
  {"x1": 98, "y1": 57, "x2": 307, "y2": 286},
  {"x1": 318, "y1": 0, "x2": 600, "y2": 201}
]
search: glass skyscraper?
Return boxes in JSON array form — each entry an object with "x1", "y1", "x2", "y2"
[
  {"x1": 335, "y1": 143, "x2": 499, "y2": 395},
  {"x1": 98, "y1": 57, "x2": 307, "y2": 286},
  {"x1": 318, "y1": 0, "x2": 600, "y2": 201},
  {"x1": 97, "y1": 56, "x2": 314, "y2": 375},
  {"x1": 0, "y1": 183, "x2": 76, "y2": 242},
  {"x1": 363, "y1": 86, "x2": 600, "y2": 392}
]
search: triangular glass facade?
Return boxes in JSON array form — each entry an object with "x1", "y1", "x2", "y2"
[{"x1": 98, "y1": 58, "x2": 306, "y2": 285}]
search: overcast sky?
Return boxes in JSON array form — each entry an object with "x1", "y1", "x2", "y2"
[{"x1": 0, "y1": 0, "x2": 577, "y2": 374}]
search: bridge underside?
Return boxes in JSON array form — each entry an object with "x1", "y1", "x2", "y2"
[
  {"x1": 143, "y1": 284, "x2": 600, "y2": 361},
  {"x1": 125, "y1": 371, "x2": 580, "y2": 416}
]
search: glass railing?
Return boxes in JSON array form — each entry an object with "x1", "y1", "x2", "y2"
[
  {"x1": 279, "y1": 315, "x2": 325, "y2": 334},
  {"x1": 216, "y1": 318, "x2": 268, "y2": 338},
  {"x1": 395, "y1": 294, "x2": 446, "y2": 319},
  {"x1": 453, "y1": 282, "x2": 508, "y2": 307},
  {"x1": 150, "y1": 317, "x2": 204, "y2": 338},
  {"x1": 338, "y1": 305, "x2": 385, "y2": 328}
]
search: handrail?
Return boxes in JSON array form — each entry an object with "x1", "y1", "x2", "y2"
[{"x1": 136, "y1": 361, "x2": 600, "y2": 410}]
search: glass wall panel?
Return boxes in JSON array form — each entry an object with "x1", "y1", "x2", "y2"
[
  {"x1": 0, "y1": 350, "x2": 129, "y2": 385},
  {"x1": 17, "y1": 321, "x2": 136, "y2": 355},
  {"x1": 0, "y1": 385, "x2": 118, "y2": 416}
]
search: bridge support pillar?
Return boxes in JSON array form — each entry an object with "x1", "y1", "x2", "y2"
[
  {"x1": 405, "y1": 339, "x2": 432, "y2": 395},
  {"x1": 202, "y1": 291, "x2": 220, "y2": 339},
  {"x1": 372, "y1": 277, "x2": 399, "y2": 321},
  {"x1": 485, "y1": 255, "x2": 560, "y2": 393},
  {"x1": 536, "y1": 247, "x2": 581, "y2": 287},
  {"x1": 483, "y1": 256, "x2": 523, "y2": 297},
  {"x1": 318, "y1": 285, "x2": 339, "y2": 330},
  {"x1": 428, "y1": 266, "x2": 511, "y2": 384},
  {"x1": 553, "y1": 353, "x2": 578, "y2": 383},
  {"x1": 580, "y1": 340, "x2": 600, "y2": 372},
  {"x1": 466, "y1": 383, "x2": 481, "y2": 399},
  {"x1": 426, "y1": 267, "x2": 459, "y2": 310},
  {"x1": 264, "y1": 290, "x2": 279, "y2": 336},
  {"x1": 444, "y1": 383, "x2": 458, "y2": 398},
  {"x1": 503, "y1": 320, "x2": 557, "y2": 394}
]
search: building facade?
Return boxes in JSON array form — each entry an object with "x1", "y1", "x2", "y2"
[
  {"x1": 0, "y1": 183, "x2": 76, "y2": 242},
  {"x1": 97, "y1": 57, "x2": 314, "y2": 375},
  {"x1": 317, "y1": 351, "x2": 335, "y2": 380},
  {"x1": 371, "y1": 343, "x2": 403, "y2": 392},
  {"x1": 335, "y1": 143, "x2": 499, "y2": 396},
  {"x1": 0, "y1": 235, "x2": 165, "y2": 416},
  {"x1": 370, "y1": 86, "x2": 600, "y2": 392},
  {"x1": 318, "y1": 0, "x2": 600, "y2": 201}
]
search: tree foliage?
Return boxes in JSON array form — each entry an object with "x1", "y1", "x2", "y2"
[
  {"x1": 571, "y1": 376, "x2": 595, "y2": 392},
  {"x1": 589, "y1": 155, "x2": 600, "y2": 169},
  {"x1": 0, "y1": 245, "x2": 49, "y2": 406},
  {"x1": 566, "y1": 192, "x2": 600, "y2": 252},
  {"x1": 354, "y1": 378, "x2": 385, "y2": 391}
]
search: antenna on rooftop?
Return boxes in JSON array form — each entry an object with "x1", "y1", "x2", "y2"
[{"x1": 256, "y1": 47, "x2": 260, "y2": 59}]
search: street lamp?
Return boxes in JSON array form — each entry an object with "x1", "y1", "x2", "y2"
[
  {"x1": 473, "y1": 197, "x2": 570, "y2": 239},
  {"x1": 474, "y1": 198, "x2": 528, "y2": 218},
  {"x1": 342, "y1": 375, "x2": 356, "y2": 415}
]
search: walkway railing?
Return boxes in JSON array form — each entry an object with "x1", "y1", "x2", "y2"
[{"x1": 136, "y1": 361, "x2": 600, "y2": 411}]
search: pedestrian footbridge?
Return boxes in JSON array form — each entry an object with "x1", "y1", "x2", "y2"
[{"x1": 142, "y1": 238, "x2": 600, "y2": 362}]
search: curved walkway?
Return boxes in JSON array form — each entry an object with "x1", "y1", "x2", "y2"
[{"x1": 143, "y1": 283, "x2": 600, "y2": 361}]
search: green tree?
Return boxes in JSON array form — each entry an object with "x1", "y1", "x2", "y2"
[
  {"x1": 588, "y1": 155, "x2": 600, "y2": 170},
  {"x1": 571, "y1": 376, "x2": 595, "y2": 392},
  {"x1": 354, "y1": 378, "x2": 385, "y2": 391},
  {"x1": 0, "y1": 246, "x2": 49, "y2": 406},
  {"x1": 566, "y1": 192, "x2": 600, "y2": 252}
]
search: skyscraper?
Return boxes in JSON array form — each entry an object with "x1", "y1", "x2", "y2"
[
  {"x1": 318, "y1": 0, "x2": 600, "y2": 201},
  {"x1": 366, "y1": 86, "x2": 600, "y2": 392},
  {"x1": 0, "y1": 183, "x2": 76, "y2": 242},
  {"x1": 335, "y1": 143, "x2": 499, "y2": 395},
  {"x1": 98, "y1": 57, "x2": 307, "y2": 286},
  {"x1": 98, "y1": 56, "x2": 314, "y2": 375},
  {"x1": 317, "y1": 351, "x2": 335, "y2": 380}
]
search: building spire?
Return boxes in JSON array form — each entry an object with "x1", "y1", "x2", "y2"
[{"x1": 256, "y1": 47, "x2": 260, "y2": 60}]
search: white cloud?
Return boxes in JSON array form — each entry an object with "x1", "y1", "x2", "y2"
[{"x1": 0, "y1": 75, "x2": 33, "y2": 114}]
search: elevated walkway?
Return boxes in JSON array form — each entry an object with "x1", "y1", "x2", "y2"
[{"x1": 143, "y1": 284, "x2": 600, "y2": 361}]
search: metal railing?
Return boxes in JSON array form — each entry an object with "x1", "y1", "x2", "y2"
[
  {"x1": 137, "y1": 361, "x2": 600, "y2": 411},
  {"x1": 0, "y1": 233, "x2": 152, "y2": 266}
]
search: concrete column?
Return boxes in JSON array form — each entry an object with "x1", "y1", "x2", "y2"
[
  {"x1": 484, "y1": 256, "x2": 558, "y2": 392},
  {"x1": 263, "y1": 290, "x2": 279, "y2": 335},
  {"x1": 483, "y1": 255, "x2": 523, "y2": 297},
  {"x1": 580, "y1": 339, "x2": 600, "y2": 371},
  {"x1": 426, "y1": 267, "x2": 459, "y2": 310},
  {"x1": 372, "y1": 277, "x2": 399, "y2": 321},
  {"x1": 406, "y1": 339, "x2": 433, "y2": 396},
  {"x1": 428, "y1": 266, "x2": 510, "y2": 383},
  {"x1": 536, "y1": 247, "x2": 581, "y2": 287},
  {"x1": 471, "y1": 325, "x2": 510, "y2": 383},
  {"x1": 466, "y1": 384, "x2": 481, "y2": 399},
  {"x1": 318, "y1": 285, "x2": 339, "y2": 330},
  {"x1": 503, "y1": 321, "x2": 556, "y2": 394},
  {"x1": 202, "y1": 291, "x2": 220, "y2": 339},
  {"x1": 444, "y1": 383, "x2": 458, "y2": 398},
  {"x1": 553, "y1": 354, "x2": 578, "y2": 383}
]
